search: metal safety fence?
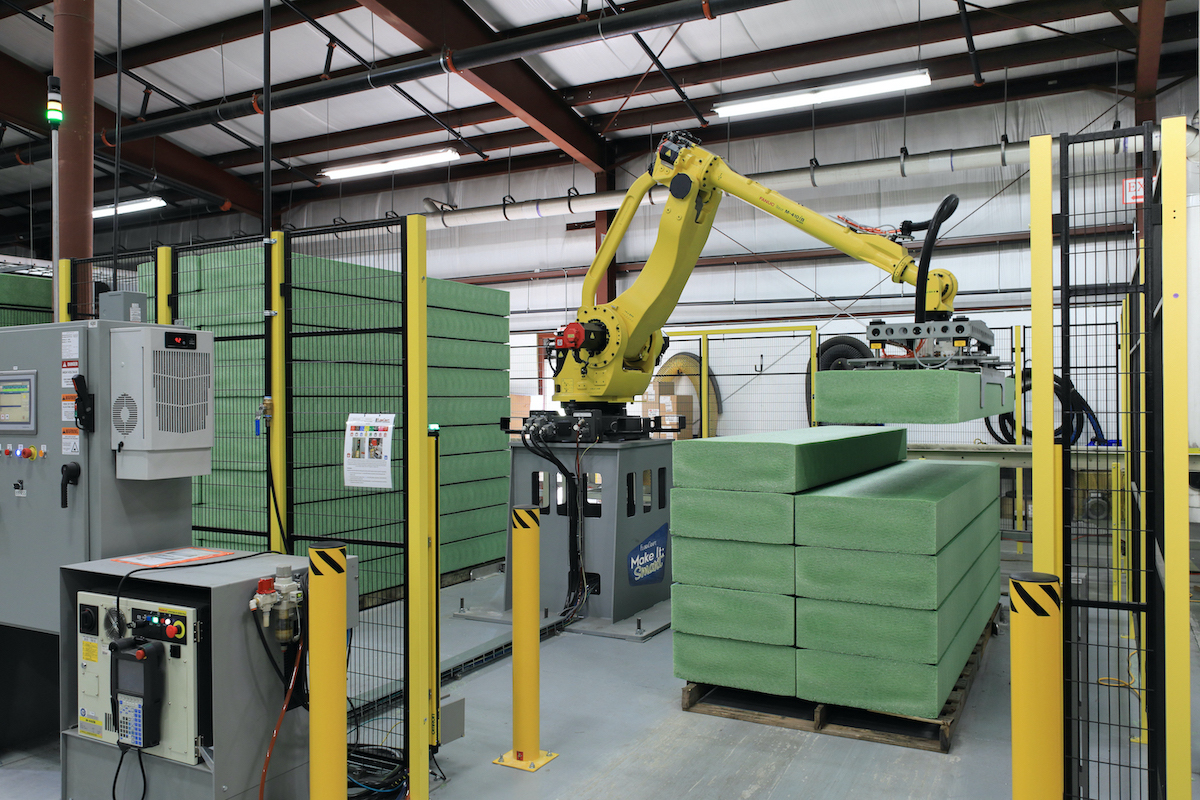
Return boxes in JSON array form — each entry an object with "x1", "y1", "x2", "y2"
[{"x1": 1030, "y1": 120, "x2": 1191, "y2": 799}]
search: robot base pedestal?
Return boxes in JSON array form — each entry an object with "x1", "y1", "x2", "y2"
[{"x1": 457, "y1": 439, "x2": 673, "y2": 640}]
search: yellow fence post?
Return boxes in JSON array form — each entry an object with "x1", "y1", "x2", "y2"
[
  {"x1": 404, "y1": 214, "x2": 435, "y2": 800},
  {"x1": 1029, "y1": 134, "x2": 1061, "y2": 578},
  {"x1": 155, "y1": 245, "x2": 172, "y2": 324},
  {"x1": 1159, "y1": 114, "x2": 1191, "y2": 793},
  {"x1": 495, "y1": 506, "x2": 558, "y2": 772},
  {"x1": 428, "y1": 428, "x2": 441, "y2": 747},
  {"x1": 267, "y1": 231, "x2": 288, "y2": 554},
  {"x1": 57, "y1": 258, "x2": 72, "y2": 321},
  {"x1": 308, "y1": 541, "x2": 348, "y2": 798},
  {"x1": 1009, "y1": 572, "x2": 1064, "y2": 798}
]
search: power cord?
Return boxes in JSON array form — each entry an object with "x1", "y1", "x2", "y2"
[{"x1": 110, "y1": 746, "x2": 146, "y2": 800}]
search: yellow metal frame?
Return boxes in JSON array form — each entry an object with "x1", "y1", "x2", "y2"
[
  {"x1": 57, "y1": 258, "x2": 72, "y2": 321},
  {"x1": 427, "y1": 431, "x2": 441, "y2": 748},
  {"x1": 1029, "y1": 135, "x2": 1062, "y2": 579},
  {"x1": 268, "y1": 232, "x2": 288, "y2": 554},
  {"x1": 404, "y1": 215, "x2": 436, "y2": 800},
  {"x1": 668, "y1": 324, "x2": 818, "y2": 438},
  {"x1": 1159, "y1": 115, "x2": 1190, "y2": 792},
  {"x1": 155, "y1": 246, "x2": 172, "y2": 324}
]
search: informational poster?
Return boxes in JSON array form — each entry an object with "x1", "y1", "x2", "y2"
[{"x1": 343, "y1": 413, "x2": 395, "y2": 489}]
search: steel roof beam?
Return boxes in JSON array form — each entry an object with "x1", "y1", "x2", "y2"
[
  {"x1": 566, "y1": 0, "x2": 1136, "y2": 105},
  {"x1": 356, "y1": 0, "x2": 606, "y2": 172},
  {"x1": 1134, "y1": 0, "x2": 1166, "y2": 121},
  {"x1": 205, "y1": 11, "x2": 1174, "y2": 176},
  {"x1": 93, "y1": 0, "x2": 357, "y2": 78}
]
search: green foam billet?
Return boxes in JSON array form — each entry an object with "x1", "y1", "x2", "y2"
[
  {"x1": 794, "y1": 581, "x2": 999, "y2": 718},
  {"x1": 674, "y1": 632, "x2": 796, "y2": 697},
  {"x1": 814, "y1": 369, "x2": 1015, "y2": 424},
  {"x1": 673, "y1": 426, "x2": 907, "y2": 494},
  {"x1": 794, "y1": 459, "x2": 999, "y2": 553},
  {"x1": 441, "y1": 531, "x2": 506, "y2": 574},
  {"x1": 0, "y1": 274, "x2": 52, "y2": 309},
  {"x1": 672, "y1": 536, "x2": 793, "y2": 595},
  {"x1": 672, "y1": 584, "x2": 795, "y2": 646},
  {"x1": 795, "y1": 536, "x2": 1000, "y2": 662},
  {"x1": 670, "y1": 488, "x2": 794, "y2": 544},
  {"x1": 795, "y1": 499, "x2": 999, "y2": 608}
]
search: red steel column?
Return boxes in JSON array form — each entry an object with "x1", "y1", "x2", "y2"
[{"x1": 54, "y1": 0, "x2": 94, "y2": 306}]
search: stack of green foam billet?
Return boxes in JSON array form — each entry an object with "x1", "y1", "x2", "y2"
[
  {"x1": 670, "y1": 426, "x2": 908, "y2": 697},
  {"x1": 793, "y1": 459, "x2": 1001, "y2": 719},
  {"x1": 0, "y1": 274, "x2": 52, "y2": 327},
  {"x1": 139, "y1": 248, "x2": 510, "y2": 587}
]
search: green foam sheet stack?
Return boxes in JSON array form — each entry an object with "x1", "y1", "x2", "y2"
[
  {"x1": 139, "y1": 249, "x2": 511, "y2": 588},
  {"x1": 813, "y1": 369, "x2": 1015, "y2": 424},
  {"x1": 670, "y1": 426, "x2": 1000, "y2": 720},
  {"x1": 0, "y1": 274, "x2": 52, "y2": 328},
  {"x1": 793, "y1": 459, "x2": 1001, "y2": 718},
  {"x1": 670, "y1": 426, "x2": 907, "y2": 697}
]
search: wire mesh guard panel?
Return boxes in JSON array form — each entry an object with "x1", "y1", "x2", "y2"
[
  {"x1": 167, "y1": 241, "x2": 270, "y2": 553},
  {"x1": 287, "y1": 228, "x2": 408, "y2": 746},
  {"x1": 695, "y1": 332, "x2": 812, "y2": 437},
  {"x1": 1060, "y1": 129, "x2": 1153, "y2": 799},
  {"x1": 71, "y1": 249, "x2": 154, "y2": 321}
]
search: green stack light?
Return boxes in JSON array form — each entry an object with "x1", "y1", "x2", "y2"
[{"x1": 46, "y1": 76, "x2": 62, "y2": 128}]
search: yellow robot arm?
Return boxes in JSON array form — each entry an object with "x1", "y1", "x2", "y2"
[{"x1": 550, "y1": 132, "x2": 958, "y2": 406}]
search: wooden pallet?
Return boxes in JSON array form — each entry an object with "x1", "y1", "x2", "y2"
[{"x1": 681, "y1": 606, "x2": 1000, "y2": 754}]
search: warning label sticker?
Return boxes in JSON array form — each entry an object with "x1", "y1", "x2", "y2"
[
  {"x1": 112, "y1": 547, "x2": 235, "y2": 567},
  {"x1": 62, "y1": 427, "x2": 80, "y2": 455}
]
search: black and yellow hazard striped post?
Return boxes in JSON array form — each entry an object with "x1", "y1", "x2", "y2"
[
  {"x1": 1009, "y1": 571, "x2": 1063, "y2": 798},
  {"x1": 308, "y1": 541, "x2": 348, "y2": 796},
  {"x1": 494, "y1": 506, "x2": 558, "y2": 772}
]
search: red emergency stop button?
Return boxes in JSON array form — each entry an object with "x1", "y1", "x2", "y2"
[
  {"x1": 20, "y1": 447, "x2": 32, "y2": 459},
  {"x1": 165, "y1": 624, "x2": 178, "y2": 639},
  {"x1": 135, "y1": 649, "x2": 146, "y2": 661}
]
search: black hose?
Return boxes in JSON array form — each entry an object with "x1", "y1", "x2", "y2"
[
  {"x1": 913, "y1": 194, "x2": 959, "y2": 323},
  {"x1": 522, "y1": 427, "x2": 584, "y2": 613},
  {"x1": 984, "y1": 369, "x2": 1105, "y2": 445}
]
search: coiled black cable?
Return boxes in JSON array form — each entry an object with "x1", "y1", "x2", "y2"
[{"x1": 984, "y1": 369, "x2": 1105, "y2": 445}]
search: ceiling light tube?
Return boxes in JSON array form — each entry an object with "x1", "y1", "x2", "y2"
[
  {"x1": 321, "y1": 147, "x2": 462, "y2": 180},
  {"x1": 712, "y1": 69, "x2": 932, "y2": 118},
  {"x1": 91, "y1": 196, "x2": 167, "y2": 219}
]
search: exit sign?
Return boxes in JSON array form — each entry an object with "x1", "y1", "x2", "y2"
[{"x1": 1122, "y1": 177, "x2": 1144, "y2": 204}]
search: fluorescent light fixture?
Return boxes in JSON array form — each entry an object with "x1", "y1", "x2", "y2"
[
  {"x1": 91, "y1": 196, "x2": 167, "y2": 219},
  {"x1": 713, "y1": 69, "x2": 932, "y2": 118},
  {"x1": 322, "y1": 147, "x2": 461, "y2": 180}
]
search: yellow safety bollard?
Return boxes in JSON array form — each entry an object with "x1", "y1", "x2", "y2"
[
  {"x1": 1009, "y1": 572, "x2": 1063, "y2": 798},
  {"x1": 308, "y1": 541, "x2": 348, "y2": 797},
  {"x1": 494, "y1": 507, "x2": 558, "y2": 772}
]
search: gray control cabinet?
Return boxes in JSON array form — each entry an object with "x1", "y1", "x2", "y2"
[
  {"x1": 60, "y1": 552, "x2": 360, "y2": 800},
  {"x1": 0, "y1": 320, "x2": 202, "y2": 745},
  {"x1": 507, "y1": 439, "x2": 672, "y2": 624}
]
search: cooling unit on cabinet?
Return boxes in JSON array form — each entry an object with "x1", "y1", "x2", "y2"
[{"x1": 110, "y1": 327, "x2": 215, "y2": 480}]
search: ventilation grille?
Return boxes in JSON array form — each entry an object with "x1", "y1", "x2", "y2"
[
  {"x1": 112, "y1": 394, "x2": 138, "y2": 435},
  {"x1": 152, "y1": 350, "x2": 212, "y2": 434}
]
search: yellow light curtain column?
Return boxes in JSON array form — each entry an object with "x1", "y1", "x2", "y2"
[
  {"x1": 1029, "y1": 135, "x2": 1061, "y2": 578},
  {"x1": 1159, "y1": 114, "x2": 1191, "y2": 795}
]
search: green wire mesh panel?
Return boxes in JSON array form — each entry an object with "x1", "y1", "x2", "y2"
[
  {"x1": 153, "y1": 239, "x2": 271, "y2": 552},
  {"x1": 0, "y1": 274, "x2": 52, "y2": 327}
]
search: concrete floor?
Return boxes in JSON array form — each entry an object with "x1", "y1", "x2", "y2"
[{"x1": 4, "y1": 539, "x2": 1199, "y2": 800}]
